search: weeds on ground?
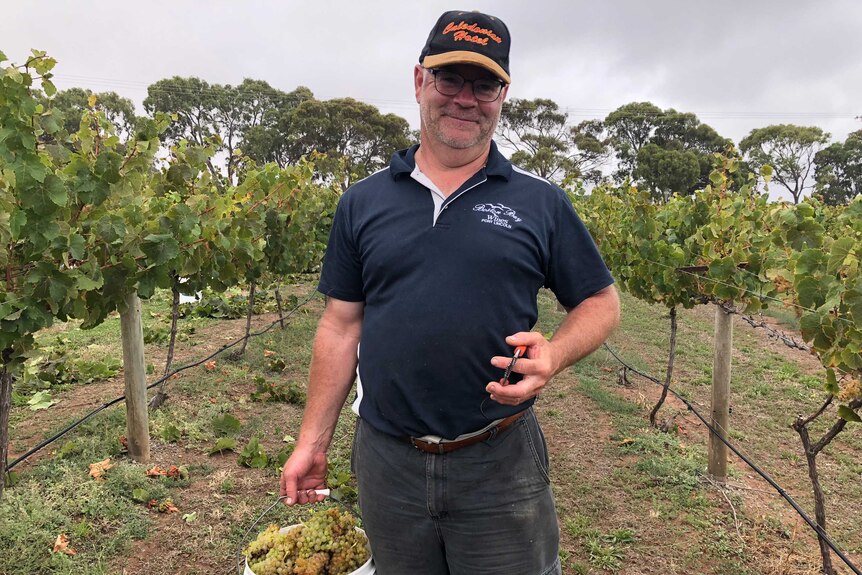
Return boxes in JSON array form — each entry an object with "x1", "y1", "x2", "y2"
[
  {"x1": 1, "y1": 430, "x2": 150, "y2": 574},
  {"x1": 564, "y1": 515, "x2": 636, "y2": 573}
]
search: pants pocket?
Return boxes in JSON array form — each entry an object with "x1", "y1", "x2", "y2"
[{"x1": 521, "y1": 409, "x2": 551, "y2": 485}]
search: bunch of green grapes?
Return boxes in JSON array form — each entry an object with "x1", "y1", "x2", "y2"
[
  {"x1": 246, "y1": 525, "x2": 301, "y2": 575},
  {"x1": 244, "y1": 508, "x2": 370, "y2": 575},
  {"x1": 296, "y1": 508, "x2": 343, "y2": 557},
  {"x1": 294, "y1": 551, "x2": 328, "y2": 575},
  {"x1": 327, "y1": 529, "x2": 369, "y2": 575},
  {"x1": 245, "y1": 524, "x2": 281, "y2": 562}
]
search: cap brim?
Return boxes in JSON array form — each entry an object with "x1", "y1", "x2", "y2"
[{"x1": 422, "y1": 51, "x2": 510, "y2": 84}]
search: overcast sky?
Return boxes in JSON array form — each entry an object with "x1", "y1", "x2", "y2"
[{"x1": 3, "y1": 1, "x2": 861, "y2": 186}]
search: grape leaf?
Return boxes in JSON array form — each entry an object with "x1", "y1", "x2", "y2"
[
  {"x1": 27, "y1": 390, "x2": 56, "y2": 411},
  {"x1": 837, "y1": 406, "x2": 861, "y2": 423},
  {"x1": 209, "y1": 437, "x2": 237, "y2": 455},
  {"x1": 212, "y1": 413, "x2": 241, "y2": 436},
  {"x1": 825, "y1": 369, "x2": 839, "y2": 394},
  {"x1": 238, "y1": 436, "x2": 268, "y2": 469},
  {"x1": 141, "y1": 233, "x2": 180, "y2": 266}
]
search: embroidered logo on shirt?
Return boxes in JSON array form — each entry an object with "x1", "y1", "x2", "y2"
[{"x1": 473, "y1": 203, "x2": 522, "y2": 229}]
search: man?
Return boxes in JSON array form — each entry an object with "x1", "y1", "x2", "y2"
[{"x1": 280, "y1": 10, "x2": 620, "y2": 574}]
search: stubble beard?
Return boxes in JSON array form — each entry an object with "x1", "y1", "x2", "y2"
[{"x1": 420, "y1": 100, "x2": 500, "y2": 150}]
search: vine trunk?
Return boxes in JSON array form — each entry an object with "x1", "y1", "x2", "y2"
[
  {"x1": 233, "y1": 281, "x2": 257, "y2": 359},
  {"x1": 274, "y1": 285, "x2": 285, "y2": 330},
  {"x1": 649, "y1": 306, "x2": 677, "y2": 427},
  {"x1": 150, "y1": 276, "x2": 181, "y2": 409},
  {"x1": 793, "y1": 421, "x2": 836, "y2": 575}
]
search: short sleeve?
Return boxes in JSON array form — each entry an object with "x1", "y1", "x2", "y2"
[
  {"x1": 545, "y1": 191, "x2": 614, "y2": 308},
  {"x1": 317, "y1": 195, "x2": 365, "y2": 302}
]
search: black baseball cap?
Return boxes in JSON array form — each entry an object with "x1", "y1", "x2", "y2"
[{"x1": 419, "y1": 10, "x2": 511, "y2": 84}]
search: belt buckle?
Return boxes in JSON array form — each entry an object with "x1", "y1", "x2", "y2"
[
  {"x1": 410, "y1": 437, "x2": 453, "y2": 454},
  {"x1": 410, "y1": 437, "x2": 438, "y2": 453}
]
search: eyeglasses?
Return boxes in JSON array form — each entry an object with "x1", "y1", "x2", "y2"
[{"x1": 428, "y1": 69, "x2": 505, "y2": 102}]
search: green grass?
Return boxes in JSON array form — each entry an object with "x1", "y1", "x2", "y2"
[
  {"x1": 761, "y1": 304, "x2": 802, "y2": 331},
  {"x1": 1, "y1": 406, "x2": 169, "y2": 574},
  {"x1": 555, "y1": 368, "x2": 734, "y2": 572},
  {"x1": 0, "y1": 459, "x2": 151, "y2": 574}
]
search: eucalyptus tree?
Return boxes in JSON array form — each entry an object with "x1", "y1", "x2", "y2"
[
  {"x1": 497, "y1": 98, "x2": 610, "y2": 184},
  {"x1": 814, "y1": 130, "x2": 862, "y2": 205},
  {"x1": 740, "y1": 124, "x2": 830, "y2": 204}
]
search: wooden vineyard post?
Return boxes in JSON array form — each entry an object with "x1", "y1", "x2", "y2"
[
  {"x1": 120, "y1": 291, "x2": 150, "y2": 462},
  {"x1": 708, "y1": 303, "x2": 733, "y2": 482}
]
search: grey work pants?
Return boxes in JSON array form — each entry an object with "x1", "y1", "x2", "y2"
[{"x1": 352, "y1": 408, "x2": 562, "y2": 575}]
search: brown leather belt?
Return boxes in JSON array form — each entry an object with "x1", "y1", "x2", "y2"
[{"x1": 404, "y1": 410, "x2": 526, "y2": 454}]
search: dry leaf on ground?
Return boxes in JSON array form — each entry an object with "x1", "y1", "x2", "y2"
[
  {"x1": 88, "y1": 458, "x2": 113, "y2": 481},
  {"x1": 146, "y1": 466, "x2": 168, "y2": 477},
  {"x1": 52, "y1": 534, "x2": 77, "y2": 556}
]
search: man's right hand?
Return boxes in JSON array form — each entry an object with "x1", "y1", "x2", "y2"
[{"x1": 279, "y1": 447, "x2": 328, "y2": 506}]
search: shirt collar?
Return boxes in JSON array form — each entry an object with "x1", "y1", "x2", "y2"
[{"x1": 389, "y1": 140, "x2": 512, "y2": 181}]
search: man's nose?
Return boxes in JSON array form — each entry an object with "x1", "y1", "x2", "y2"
[{"x1": 451, "y1": 80, "x2": 480, "y2": 105}]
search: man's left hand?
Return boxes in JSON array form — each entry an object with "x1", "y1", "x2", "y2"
[{"x1": 486, "y1": 332, "x2": 559, "y2": 406}]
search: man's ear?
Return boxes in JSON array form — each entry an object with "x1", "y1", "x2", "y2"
[
  {"x1": 500, "y1": 84, "x2": 510, "y2": 103},
  {"x1": 414, "y1": 64, "x2": 425, "y2": 103}
]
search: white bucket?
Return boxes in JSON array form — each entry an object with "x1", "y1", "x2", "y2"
[
  {"x1": 178, "y1": 292, "x2": 201, "y2": 304},
  {"x1": 244, "y1": 525, "x2": 374, "y2": 575}
]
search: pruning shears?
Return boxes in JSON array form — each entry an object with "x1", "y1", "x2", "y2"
[{"x1": 499, "y1": 345, "x2": 527, "y2": 386}]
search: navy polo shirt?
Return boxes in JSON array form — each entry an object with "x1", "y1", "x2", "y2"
[{"x1": 319, "y1": 141, "x2": 614, "y2": 439}]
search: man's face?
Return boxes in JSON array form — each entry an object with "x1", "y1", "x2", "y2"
[{"x1": 414, "y1": 64, "x2": 508, "y2": 151}]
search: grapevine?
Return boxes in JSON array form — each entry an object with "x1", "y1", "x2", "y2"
[
  {"x1": 575, "y1": 157, "x2": 861, "y2": 575},
  {"x1": 1, "y1": 49, "x2": 335, "y2": 493}
]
